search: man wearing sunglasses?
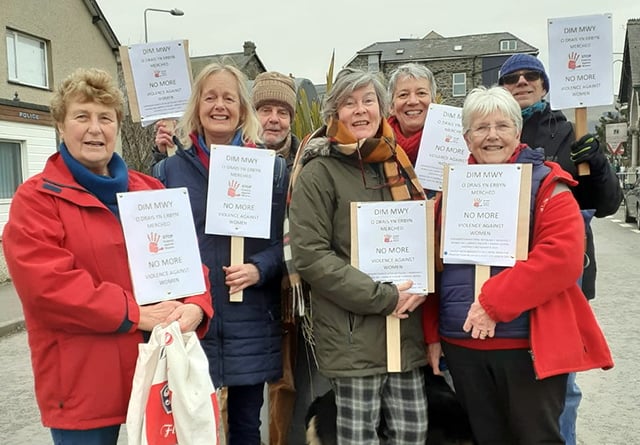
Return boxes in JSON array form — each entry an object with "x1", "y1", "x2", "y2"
[{"x1": 498, "y1": 53, "x2": 622, "y2": 445}]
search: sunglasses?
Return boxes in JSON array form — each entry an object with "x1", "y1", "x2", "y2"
[{"x1": 501, "y1": 71, "x2": 542, "y2": 85}]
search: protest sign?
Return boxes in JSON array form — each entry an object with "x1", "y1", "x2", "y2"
[
  {"x1": 548, "y1": 14, "x2": 613, "y2": 110},
  {"x1": 120, "y1": 40, "x2": 192, "y2": 127},
  {"x1": 117, "y1": 188, "x2": 205, "y2": 305},
  {"x1": 205, "y1": 145, "x2": 275, "y2": 239},
  {"x1": 351, "y1": 201, "x2": 434, "y2": 294},
  {"x1": 441, "y1": 164, "x2": 532, "y2": 267},
  {"x1": 414, "y1": 104, "x2": 468, "y2": 190},
  {"x1": 351, "y1": 200, "x2": 435, "y2": 372}
]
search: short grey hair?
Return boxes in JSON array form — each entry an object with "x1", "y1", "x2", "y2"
[
  {"x1": 322, "y1": 68, "x2": 389, "y2": 123},
  {"x1": 388, "y1": 63, "x2": 437, "y2": 99},
  {"x1": 461, "y1": 86, "x2": 523, "y2": 134}
]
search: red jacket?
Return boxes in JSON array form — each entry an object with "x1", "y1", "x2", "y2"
[
  {"x1": 424, "y1": 160, "x2": 613, "y2": 379},
  {"x1": 2, "y1": 153, "x2": 213, "y2": 429}
]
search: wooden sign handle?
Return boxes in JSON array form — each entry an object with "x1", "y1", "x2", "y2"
[
  {"x1": 574, "y1": 107, "x2": 590, "y2": 176},
  {"x1": 229, "y1": 236, "x2": 244, "y2": 302},
  {"x1": 474, "y1": 265, "x2": 490, "y2": 301},
  {"x1": 386, "y1": 315, "x2": 401, "y2": 372}
]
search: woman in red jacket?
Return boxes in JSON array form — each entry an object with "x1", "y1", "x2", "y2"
[
  {"x1": 2, "y1": 68, "x2": 212, "y2": 445},
  {"x1": 424, "y1": 86, "x2": 613, "y2": 444}
]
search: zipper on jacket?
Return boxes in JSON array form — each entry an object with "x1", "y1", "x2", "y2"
[
  {"x1": 348, "y1": 312, "x2": 355, "y2": 344},
  {"x1": 273, "y1": 156, "x2": 286, "y2": 188}
]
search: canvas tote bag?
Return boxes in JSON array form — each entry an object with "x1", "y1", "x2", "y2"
[{"x1": 127, "y1": 321, "x2": 219, "y2": 445}]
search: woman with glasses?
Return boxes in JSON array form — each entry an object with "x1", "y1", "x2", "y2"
[
  {"x1": 288, "y1": 68, "x2": 428, "y2": 444},
  {"x1": 499, "y1": 53, "x2": 622, "y2": 445},
  {"x1": 424, "y1": 86, "x2": 612, "y2": 444}
]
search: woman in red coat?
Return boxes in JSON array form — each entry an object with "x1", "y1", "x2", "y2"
[
  {"x1": 2, "y1": 68, "x2": 212, "y2": 445},
  {"x1": 423, "y1": 86, "x2": 612, "y2": 444}
]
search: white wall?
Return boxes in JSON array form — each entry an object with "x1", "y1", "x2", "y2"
[{"x1": 0, "y1": 120, "x2": 57, "y2": 236}]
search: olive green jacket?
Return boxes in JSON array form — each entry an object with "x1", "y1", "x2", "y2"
[{"x1": 289, "y1": 138, "x2": 426, "y2": 378}]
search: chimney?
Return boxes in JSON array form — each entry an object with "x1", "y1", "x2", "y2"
[{"x1": 243, "y1": 41, "x2": 256, "y2": 56}]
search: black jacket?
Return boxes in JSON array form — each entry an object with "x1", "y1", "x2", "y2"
[{"x1": 520, "y1": 102, "x2": 622, "y2": 299}]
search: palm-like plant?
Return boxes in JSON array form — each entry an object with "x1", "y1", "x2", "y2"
[{"x1": 291, "y1": 50, "x2": 335, "y2": 140}]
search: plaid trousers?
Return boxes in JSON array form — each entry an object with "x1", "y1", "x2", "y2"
[{"x1": 332, "y1": 368, "x2": 427, "y2": 445}]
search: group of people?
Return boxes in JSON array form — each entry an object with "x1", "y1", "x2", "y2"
[{"x1": 2, "y1": 52, "x2": 619, "y2": 445}]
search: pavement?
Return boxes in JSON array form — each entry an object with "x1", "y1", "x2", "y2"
[{"x1": 0, "y1": 280, "x2": 24, "y2": 337}]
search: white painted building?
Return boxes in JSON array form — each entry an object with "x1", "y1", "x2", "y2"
[{"x1": 0, "y1": 0, "x2": 120, "y2": 280}]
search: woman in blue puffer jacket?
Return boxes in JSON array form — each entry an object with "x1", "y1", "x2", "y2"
[{"x1": 152, "y1": 63, "x2": 288, "y2": 445}]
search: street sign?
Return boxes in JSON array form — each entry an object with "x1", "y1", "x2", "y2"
[{"x1": 606, "y1": 122, "x2": 627, "y2": 155}]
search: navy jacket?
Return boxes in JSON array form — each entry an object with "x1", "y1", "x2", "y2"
[
  {"x1": 439, "y1": 148, "x2": 550, "y2": 339},
  {"x1": 521, "y1": 103, "x2": 622, "y2": 299},
  {"x1": 154, "y1": 143, "x2": 288, "y2": 387}
]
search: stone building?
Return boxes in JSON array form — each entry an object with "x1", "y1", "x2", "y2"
[
  {"x1": 619, "y1": 18, "x2": 640, "y2": 169},
  {"x1": 346, "y1": 31, "x2": 538, "y2": 106},
  {"x1": 190, "y1": 41, "x2": 267, "y2": 80}
]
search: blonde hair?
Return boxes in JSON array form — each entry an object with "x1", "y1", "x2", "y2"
[
  {"x1": 177, "y1": 63, "x2": 261, "y2": 146},
  {"x1": 50, "y1": 68, "x2": 124, "y2": 129}
]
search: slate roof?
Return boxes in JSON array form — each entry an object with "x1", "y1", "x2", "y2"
[
  {"x1": 619, "y1": 18, "x2": 640, "y2": 98},
  {"x1": 191, "y1": 52, "x2": 262, "y2": 72},
  {"x1": 190, "y1": 42, "x2": 267, "y2": 77},
  {"x1": 354, "y1": 31, "x2": 538, "y2": 62}
]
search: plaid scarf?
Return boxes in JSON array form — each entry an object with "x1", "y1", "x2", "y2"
[{"x1": 283, "y1": 118, "x2": 425, "y2": 320}]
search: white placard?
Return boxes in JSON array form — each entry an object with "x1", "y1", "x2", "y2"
[
  {"x1": 355, "y1": 201, "x2": 428, "y2": 293},
  {"x1": 127, "y1": 40, "x2": 192, "y2": 126},
  {"x1": 548, "y1": 14, "x2": 613, "y2": 109},
  {"x1": 205, "y1": 145, "x2": 275, "y2": 239},
  {"x1": 117, "y1": 188, "x2": 206, "y2": 305},
  {"x1": 442, "y1": 164, "x2": 526, "y2": 267},
  {"x1": 415, "y1": 104, "x2": 468, "y2": 190}
]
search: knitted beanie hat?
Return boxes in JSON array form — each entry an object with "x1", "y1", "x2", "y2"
[
  {"x1": 498, "y1": 54, "x2": 550, "y2": 92},
  {"x1": 252, "y1": 72, "x2": 297, "y2": 117}
]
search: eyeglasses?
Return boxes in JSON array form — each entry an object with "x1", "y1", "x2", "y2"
[
  {"x1": 469, "y1": 123, "x2": 516, "y2": 137},
  {"x1": 500, "y1": 71, "x2": 542, "y2": 85}
]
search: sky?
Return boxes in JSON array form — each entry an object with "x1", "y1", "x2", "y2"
[{"x1": 97, "y1": 0, "x2": 637, "y2": 90}]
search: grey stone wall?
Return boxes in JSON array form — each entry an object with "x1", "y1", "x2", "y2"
[
  {"x1": 349, "y1": 56, "x2": 368, "y2": 72},
  {"x1": 347, "y1": 57, "x2": 485, "y2": 107}
]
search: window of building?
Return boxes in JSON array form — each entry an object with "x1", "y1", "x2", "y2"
[
  {"x1": 452, "y1": 73, "x2": 467, "y2": 97},
  {"x1": 367, "y1": 54, "x2": 380, "y2": 73},
  {"x1": 500, "y1": 40, "x2": 517, "y2": 51},
  {"x1": 6, "y1": 30, "x2": 49, "y2": 89},
  {"x1": 0, "y1": 141, "x2": 23, "y2": 200}
]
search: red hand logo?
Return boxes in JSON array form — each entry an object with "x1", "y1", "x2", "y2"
[
  {"x1": 147, "y1": 232, "x2": 163, "y2": 253},
  {"x1": 228, "y1": 180, "x2": 240, "y2": 197},
  {"x1": 568, "y1": 52, "x2": 580, "y2": 70}
]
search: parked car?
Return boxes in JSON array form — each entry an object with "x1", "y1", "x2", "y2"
[{"x1": 624, "y1": 175, "x2": 640, "y2": 229}]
